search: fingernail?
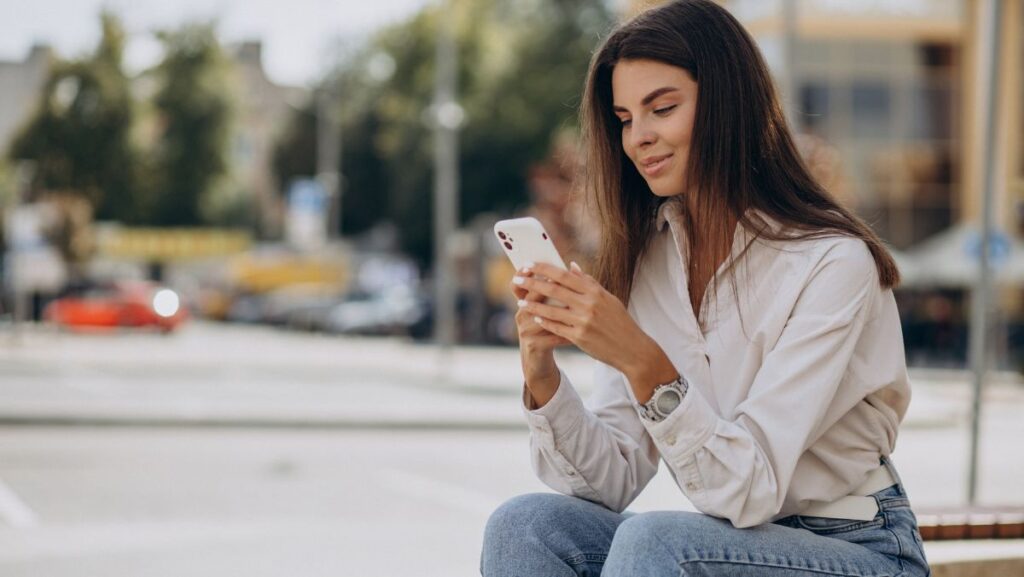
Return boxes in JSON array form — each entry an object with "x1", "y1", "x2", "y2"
[
  {"x1": 517, "y1": 299, "x2": 527, "y2": 308},
  {"x1": 570, "y1": 261, "x2": 581, "y2": 272},
  {"x1": 513, "y1": 276, "x2": 525, "y2": 285},
  {"x1": 534, "y1": 316, "x2": 543, "y2": 324}
]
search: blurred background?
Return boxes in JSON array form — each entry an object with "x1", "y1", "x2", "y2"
[{"x1": 0, "y1": 0, "x2": 1021, "y2": 575}]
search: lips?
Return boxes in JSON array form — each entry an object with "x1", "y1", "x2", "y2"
[{"x1": 640, "y1": 153, "x2": 672, "y2": 176}]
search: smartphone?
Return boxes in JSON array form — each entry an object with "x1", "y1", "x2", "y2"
[{"x1": 493, "y1": 217, "x2": 568, "y2": 307}]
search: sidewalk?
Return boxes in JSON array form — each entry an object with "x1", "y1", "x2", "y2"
[
  {"x1": 0, "y1": 321, "x2": 1020, "y2": 429},
  {"x1": 2, "y1": 321, "x2": 1022, "y2": 575}
]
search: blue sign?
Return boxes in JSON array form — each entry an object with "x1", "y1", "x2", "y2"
[
  {"x1": 288, "y1": 179, "x2": 327, "y2": 213},
  {"x1": 964, "y1": 230, "x2": 1011, "y2": 268}
]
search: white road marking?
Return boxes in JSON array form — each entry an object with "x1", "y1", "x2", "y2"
[
  {"x1": 0, "y1": 477, "x2": 38, "y2": 528},
  {"x1": 379, "y1": 468, "x2": 501, "y2": 516}
]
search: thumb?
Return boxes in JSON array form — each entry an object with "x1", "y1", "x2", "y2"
[{"x1": 570, "y1": 261, "x2": 583, "y2": 274}]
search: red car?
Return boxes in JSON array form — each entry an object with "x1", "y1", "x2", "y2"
[{"x1": 44, "y1": 280, "x2": 189, "y2": 333}]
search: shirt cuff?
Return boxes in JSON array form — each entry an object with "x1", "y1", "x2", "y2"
[
  {"x1": 522, "y1": 370, "x2": 586, "y2": 444},
  {"x1": 641, "y1": 383, "x2": 718, "y2": 465}
]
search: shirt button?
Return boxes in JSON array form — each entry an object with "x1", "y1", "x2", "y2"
[
  {"x1": 665, "y1": 435, "x2": 677, "y2": 446},
  {"x1": 686, "y1": 482, "x2": 698, "y2": 491},
  {"x1": 566, "y1": 468, "x2": 577, "y2": 476}
]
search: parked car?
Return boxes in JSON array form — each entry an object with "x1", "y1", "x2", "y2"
[
  {"x1": 44, "y1": 280, "x2": 189, "y2": 333},
  {"x1": 322, "y1": 284, "x2": 431, "y2": 338}
]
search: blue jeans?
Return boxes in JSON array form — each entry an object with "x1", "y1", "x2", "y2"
[{"x1": 481, "y1": 484, "x2": 930, "y2": 576}]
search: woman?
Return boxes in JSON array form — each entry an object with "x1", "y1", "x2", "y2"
[{"x1": 481, "y1": 1, "x2": 931, "y2": 576}]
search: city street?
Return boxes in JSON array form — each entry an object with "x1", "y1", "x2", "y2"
[{"x1": 0, "y1": 323, "x2": 1022, "y2": 576}]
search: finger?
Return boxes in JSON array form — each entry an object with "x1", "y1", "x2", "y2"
[
  {"x1": 510, "y1": 269, "x2": 533, "y2": 300},
  {"x1": 518, "y1": 298, "x2": 577, "y2": 327},
  {"x1": 511, "y1": 282, "x2": 546, "y2": 303},
  {"x1": 530, "y1": 262, "x2": 591, "y2": 294},
  {"x1": 530, "y1": 314, "x2": 573, "y2": 341},
  {"x1": 515, "y1": 311, "x2": 568, "y2": 343},
  {"x1": 529, "y1": 334, "x2": 572, "y2": 348},
  {"x1": 522, "y1": 287, "x2": 547, "y2": 302},
  {"x1": 514, "y1": 275, "x2": 583, "y2": 309},
  {"x1": 515, "y1": 308, "x2": 551, "y2": 331},
  {"x1": 517, "y1": 333, "x2": 570, "y2": 351}
]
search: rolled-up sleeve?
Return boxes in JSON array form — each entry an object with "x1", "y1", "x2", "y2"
[
  {"x1": 640, "y1": 240, "x2": 880, "y2": 527},
  {"x1": 524, "y1": 364, "x2": 660, "y2": 512}
]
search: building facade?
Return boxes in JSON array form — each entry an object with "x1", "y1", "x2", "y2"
[
  {"x1": 0, "y1": 45, "x2": 54, "y2": 159},
  {"x1": 228, "y1": 41, "x2": 309, "y2": 239},
  {"x1": 628, "y1": 0, "x2": 1022, "y2": 250}
]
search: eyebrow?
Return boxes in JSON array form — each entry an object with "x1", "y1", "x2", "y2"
[{"x1": 612, "y1": 87, "x2": 680, "y2": 113}]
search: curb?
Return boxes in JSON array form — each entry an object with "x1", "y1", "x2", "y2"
[
  {"x1": 926, "y1": 540, "x2": 1024, "y2": 576},
  {"x1": 0, "y1": 413, "x2": 528, "y2": 431}
]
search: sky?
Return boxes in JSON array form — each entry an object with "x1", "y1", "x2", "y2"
[{"x1": 0, "y1": 0, "x2": 433, "y2": 87}]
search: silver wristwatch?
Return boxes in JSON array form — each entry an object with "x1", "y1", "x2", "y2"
[{"x1": 639, "y1": 376, "x2": 689, "y2": 422}]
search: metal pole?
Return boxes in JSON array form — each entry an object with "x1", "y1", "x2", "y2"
[
  {"x1": 966, "y1": 0, "x2": 1004, "y2": 505},
  {"x1": 6, "y1": 161, "x2": 35, "y2": 340},
  {"x1": 780, "y1": 0, "x2": 799, "y2": 128},
  {"x1": 432, "y1": 0, "x2": 460, "y2": 349},
  {"x1": 317, "y1": 83, "x2": 342, "y2": 239}
]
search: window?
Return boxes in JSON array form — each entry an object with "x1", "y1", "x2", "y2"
[
  {"x1": 909, "y1": 83, "x2": 953, "y2": 141},
  {"x1": 851, "y1": 82, "x2": 892, "y2": 139},
  {"x1": 799, "y1": 82, "x2": 830, "y2": 134}
]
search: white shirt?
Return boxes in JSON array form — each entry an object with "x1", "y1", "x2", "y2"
[{"x1": 522, "y1": 198, "x2": 911, "y2": 528}]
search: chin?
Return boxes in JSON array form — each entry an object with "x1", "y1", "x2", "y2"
[{"x1": 649, "y1": 185, "x2": 686, "y2": 198}]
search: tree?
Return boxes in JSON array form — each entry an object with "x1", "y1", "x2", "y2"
[
  {"x1": 148, "y1": 23, "x2": 233, "y2": 226},
  {"x1": 8, "y1": 12, "x2": 143, "y2": 223},
  {"x1": 272, "y1": 0, "x2": 613, "y2": 264}
]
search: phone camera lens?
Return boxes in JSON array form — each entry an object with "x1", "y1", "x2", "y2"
[
  {"x1": 503, "y1": 241, "x2": 512, "y2": 250},
  {"x1": 498, "y1": 231, "x2": 506, "y2": 240},
  {"x1": 542, "y1": 233, "x2": 548, "y2": 240}
]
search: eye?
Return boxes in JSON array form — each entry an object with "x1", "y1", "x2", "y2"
[
  {"x1": 654, "y1": 105, "x2": 677, "y2": 116},
  {"x1": 618, "y1": 117, "x2": 632, "y2": 128}
]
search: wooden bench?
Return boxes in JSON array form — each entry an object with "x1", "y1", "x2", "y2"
[{"x1": 917, "y1": 506, "x2": 1024, "y2": 541}]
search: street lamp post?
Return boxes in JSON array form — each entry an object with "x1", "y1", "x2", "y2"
[
  {"x1": 966, "y1": 0, "x2": 1004, "y2": 505},
  {"x1": 780, "y1": 0, "x2": 799, "y2": 128},
  {"x1": 432, "y1": 0, "x2": 462, "y2": 350}
]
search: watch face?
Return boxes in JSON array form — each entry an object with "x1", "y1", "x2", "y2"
[{"x1": 655, "y1": 388, "x2": 683, "y2": 415}]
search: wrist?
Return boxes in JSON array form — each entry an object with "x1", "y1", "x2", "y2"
[
  {"x1": 525, "y1": 371, "x2": 560, "y2": 408},
  {"x1": 625, "y1": 338, "x2": 678, "y2": 404}
]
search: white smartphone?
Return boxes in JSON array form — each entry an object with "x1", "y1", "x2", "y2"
[{"x1": 494, "y1": 217, "x2": 568, "y2": 307}]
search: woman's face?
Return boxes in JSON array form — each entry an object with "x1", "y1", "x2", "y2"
[{"x1": 611, "y1": 59, "x2": 698, "y2": 198}]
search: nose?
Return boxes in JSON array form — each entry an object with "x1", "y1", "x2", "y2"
[{"x1": 628, "y1": 119, "x2": 656, "y2": 150}]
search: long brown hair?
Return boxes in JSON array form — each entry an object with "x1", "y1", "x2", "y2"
[{"x1": 580, "y1": 0, "x2": 900, "y2": 306}]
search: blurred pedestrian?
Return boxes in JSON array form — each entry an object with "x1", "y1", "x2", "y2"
[{"x1": 481, "y1": 1, "x2": 929, "y2": 575}]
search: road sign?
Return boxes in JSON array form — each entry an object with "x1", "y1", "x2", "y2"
[{"x1": 964, "y1": 230, "x2": 1010, "y2": 267}]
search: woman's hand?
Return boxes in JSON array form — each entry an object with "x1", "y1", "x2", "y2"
[
  {"x1": 512, "y1": 264, "x2": 572, "y2": 407},
  {"x1": 513, "y1": 262, "x2": 677, "y2": 402}
]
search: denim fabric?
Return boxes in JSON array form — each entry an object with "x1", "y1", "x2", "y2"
[{"x1": 481, "y1": 485, "x2": 930, "y2": 576}]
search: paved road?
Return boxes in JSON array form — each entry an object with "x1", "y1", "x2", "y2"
[
  {"x1": 0, "y1": 321, "x2": 1003, "y2": 428},
  {"x1": 0, "y1": 323, "x2": 1021, "y2": 575},
  {"x1": 0, "y1": 422, "x2": 1021, "y2": 577}
]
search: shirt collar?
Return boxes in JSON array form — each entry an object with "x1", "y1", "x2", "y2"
[
  {"x1": 654, "y1": 197, "x2": 784, "y2": 237},
  {"x1": 654, "y1": 197, "x2": 683, "y2": 232}
]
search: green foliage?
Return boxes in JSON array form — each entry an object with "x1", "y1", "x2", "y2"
[
  {"x1": 273, "y1": 0, "x2": 614, "y2": 264},
  {"x1": 8, "y1": 11, "x2": 143, "y2": 223},
  {"x1": 148, "y1": 23, "x2": 233, "y2": 226}
]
